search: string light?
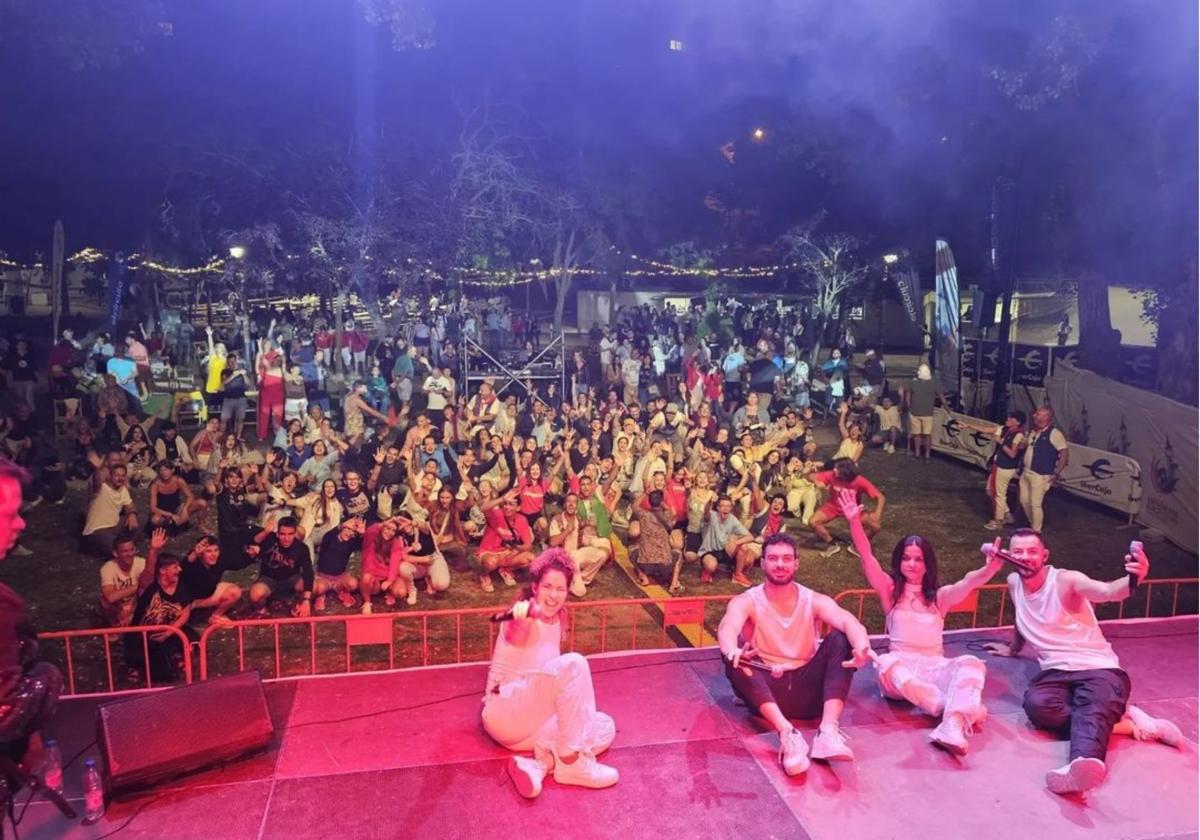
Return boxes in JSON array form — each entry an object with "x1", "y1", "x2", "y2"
[{"x1": 1, "y1": 244, "x2": 810, "y2": 286}]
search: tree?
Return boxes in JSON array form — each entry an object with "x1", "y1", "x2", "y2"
[{"x1": 778, "y1": 220, "x2": 869, "y2": 364}]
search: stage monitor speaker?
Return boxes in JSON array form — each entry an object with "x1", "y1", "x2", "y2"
[{"x1": 97, "y1": 671, "x2": 274, "y2": 796}]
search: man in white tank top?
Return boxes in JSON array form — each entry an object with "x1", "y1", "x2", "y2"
[
  {"x1": 984, "y1": 529, "x2": 1182, "y2": 795},
  {"x1": 717, "y1": 532, "x2": 872, "y2": 777}
]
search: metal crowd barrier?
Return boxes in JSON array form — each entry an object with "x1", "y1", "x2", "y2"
[
  {"x1": 40, "y1": 578, "x2": 1197, "y2": 697},
  {"x1": 36, "y1": 625, "x2": 195, "y2": 698}
]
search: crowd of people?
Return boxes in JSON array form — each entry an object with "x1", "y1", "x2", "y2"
[{"x1": 0, "y1": 293, "x2": 1077, "y2": 683}]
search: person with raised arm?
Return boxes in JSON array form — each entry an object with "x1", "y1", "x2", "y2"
[
  {"x1": 837, "y1": 488, "x2": 998, "y2": 754},
  {"x1": 482, "y1": 548, "x2": 618, "y2": 799},
  {"x1": 982, "y1": 529, "x2": 1182, "y2": 794}
]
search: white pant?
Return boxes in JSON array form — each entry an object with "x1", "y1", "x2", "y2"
[
  {"x1": 875, "y1": 651, "x2": 988, "y2": 726},
  {"x1": 786, "y1": 486, "x2": 819, "y2": 525},
  {"x1": 568, "y1": 540, "x2": 612, "y2": 597},
  {"x1": 1019, "y1": 472, "x2": 1053, "y2": 532},
  {"x1": 481, "y1": 652, "x2": 615, "y2": 757},
  {"x1": 399, "y1": 552, "x2": 450, "y2": 592},
  {"x1": 993, "y1": 467, "x2": 1018, "y2": 522}
]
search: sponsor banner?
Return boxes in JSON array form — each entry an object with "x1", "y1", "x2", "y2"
[
  {"x1": 934, "y1": 239, "x2": 961, "y2": 397},
  {"x1": 893, "y1": 266, "x2": 920, "y2": 323},
  {"x1": 1051, "y1": 345, "x2": 1081, "y2": 377},
  {"x1": 1117, "y1": 346, "x2": 1159, "y2": 389},
  {"x1": 1045, "y1": 360, "x2": 1196, "y2": 553},
  {"x1": 1011, "y1": 343, "x2": 1051, "y2": 388},
  {"x1": 933, "y1": 407, "x2": 1143, "y2": 517},
  {"x1": 932, "y1": 408, "x2": 993, "y2": 469}
]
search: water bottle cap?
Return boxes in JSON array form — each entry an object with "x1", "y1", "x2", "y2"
[
  {"x1": 85, "y1": 758, "x2": 96, "y2": 767},
  {"x1": 45, "y1": 738, "x2": 57, "y2": 747}
]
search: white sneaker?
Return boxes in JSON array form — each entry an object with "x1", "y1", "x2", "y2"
[
  {"x1": 1045, "y1": 757, "x2": 1106, "y2": 795},
  {"x1": 10, "y1": 545, "x2": 32, "y2": 556},
  {"x1": 983, "y1": 520, "x2": 1003, "y2": 531},
  {"x1": 779, "y1": 728, "x2": 810, "y2": 776},
  {"x1": 406, "y1": 588, "x2": 418, "y2": 606},
  {"x1": 811, "y1": 726, "x2": 854, "y2": 761},
  {"x1": 820, "y1": 543, "x2": 842, "y2": 558},
  {"x1": 1124, "y1": 704, "x2": 1184, "y2": 747},
  {"x1": 552, "y1": 750, "x2": 619, "y2": 789},
  {"x1": 360, "y1": 602, "x2": 373, "y2": 615},
  {"x1": 508, "y1": 755, "x2": 546, "y2": 799},
  {"x1": 929, "y1": 714, "x2": 969, "y2": 755},
  {"x1": 20, "y1": 497, "x2": 43, "y2": 513}
]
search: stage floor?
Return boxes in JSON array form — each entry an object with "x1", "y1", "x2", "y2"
[{"x1": 18, "y1": 617, "x2": 1199, "y2": 840}]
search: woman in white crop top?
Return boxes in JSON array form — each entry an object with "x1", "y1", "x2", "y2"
[
  {"x1": 839, "y1": 490, "x2": 1004, "y2": 755},
  {"x1": 481, "y1": 548, "x2": 619, "y2": 799}
]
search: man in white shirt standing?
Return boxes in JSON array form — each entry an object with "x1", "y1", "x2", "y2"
[{"x1": 423, "y1": 367, "x2": 454, "y2": 413}]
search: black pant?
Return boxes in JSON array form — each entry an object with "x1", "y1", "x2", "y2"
[
  {"x1": 1023, "y1": 667, "x2": 1130, "y2": 762},
  {"x1": 725, "y1": 630, "x2": 854, "y2": 720}
]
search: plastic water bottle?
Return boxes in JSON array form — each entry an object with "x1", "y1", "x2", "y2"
[
  {"x1": 41, "y1": 739, "x2": 63, "y2": 795},
  {"x1": 82, "y1": 759, "x2": 104, "y2": 825}
]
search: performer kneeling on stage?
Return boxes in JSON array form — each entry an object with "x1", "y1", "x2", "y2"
[
  {"x1": 718, "y1": 532, "x2": 872, "y2": 777},
  {"x1": 984, "y1": 529, "x2": 1183, "y2": 795},
  {"x1": 1, "y1": 458, "x2": 64, "y2": 799},
  {"x1": 482, "y1": 548, "x2": 619, "y2": 799}
]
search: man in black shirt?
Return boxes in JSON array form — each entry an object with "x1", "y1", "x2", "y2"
[
  {"x1": 246, "y1": 517, "x2": 314, "y2": 616},
  {"x1": 367, "y1": 443, "x2": 408, "y2": 515},
  {"x1": 336, "y1": 469, "x2": 375, "y2": 523},
  {"x1": 125, "y1": 532, "x2": 195, "y2": 681},
  {"x1": 211, "y1": 468, "x2": 262, "y2": 565},
  {"x1": 314, "y1": 518, "x2": 364, "y2": 611},
  {"x1": 180, "y1": 536, "x2": 242, "y2": 626}
]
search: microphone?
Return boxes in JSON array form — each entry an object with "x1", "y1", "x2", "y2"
[
  {"x1": 489, "y1": 600, "x2": 531, "y2": 623},
  {"x1": 980, "y1": 543, "x2": 1034, "y2": 572}
]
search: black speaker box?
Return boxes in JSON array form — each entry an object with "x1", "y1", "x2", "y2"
[{"x1": 96, "y1": 671, "x2": 274, "y2": 796}]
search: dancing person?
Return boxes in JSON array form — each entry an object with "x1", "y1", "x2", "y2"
[
  {"x1": 482, "y1": 548, "x2": 619, "y2": 798},
  {"x1": 983, "y1": 529, "x2": 1182, "y2": 794},
  {"x1": 838, "y1": 490, "x2": 997, "y2": 754},
  {"x1": 717, "y1": 532, "x2": 871, "y2": 776},
  {"x1": 807, "y1": 458, "x2": 885, "y2": 558},
  {"x1": 180, "y1": 536, "x2": 242, "y2": 627}
]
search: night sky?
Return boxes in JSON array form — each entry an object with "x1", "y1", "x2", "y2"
[{"x1": 0, "y1": 0, "x2": 1195, "y2": 284}]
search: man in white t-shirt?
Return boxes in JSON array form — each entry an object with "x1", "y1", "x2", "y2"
[
  {"x1": 82, "y1": 464, "x2": 137, "y2": 557},
  {"x1": 620, "y1": 355, "x2": 640, "y2": 406},
  {"x1": 423, "y1": 369, "x2": 454, "y2": 412},
  {"x1": 98, "y1": 535, "x2": 147, "y2": 627}
]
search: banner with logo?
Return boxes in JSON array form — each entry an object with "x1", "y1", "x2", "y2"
[
  {"x1": 893, "y1": 266, "x2": 920, "y2": 323},
  {"x1": 934, "y1": 239, "x2": 961, "y2": 398},
  {"x1": 1011, "y1": 343, "x2": 1051, "y2": 388},
  {"x1": 1117, "y1": 346, "x2": 1159, "y2": 390},
  {"x1": 1045, "y1": 361, "x2": 1197, "y2": 553},
  {"x1": 932, "y1": 407, "x2": 1143, "y2": 517}
]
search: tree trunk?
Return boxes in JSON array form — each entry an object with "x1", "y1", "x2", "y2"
[
  {"x1": 51, "y1": 220, "x2": 64, "y2": 340},
  {"x1": 1075, "y1": 272, "x2": 1122, "y2": 379},
  {"x1": 332, "y1": 288, "x2": 346, "y2": 376},
  {"x1": 1154, "y1": 261, "x2": 1199, "y2": 405}
]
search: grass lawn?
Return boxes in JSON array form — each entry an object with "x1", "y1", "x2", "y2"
[{"x1": 7, "y1": 429, "x2": 1197, "y2": 693}]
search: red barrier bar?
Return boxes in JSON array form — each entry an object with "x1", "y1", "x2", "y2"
[{"x1": 36, "y1": 626, "x2": 192, "y2": 697}]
